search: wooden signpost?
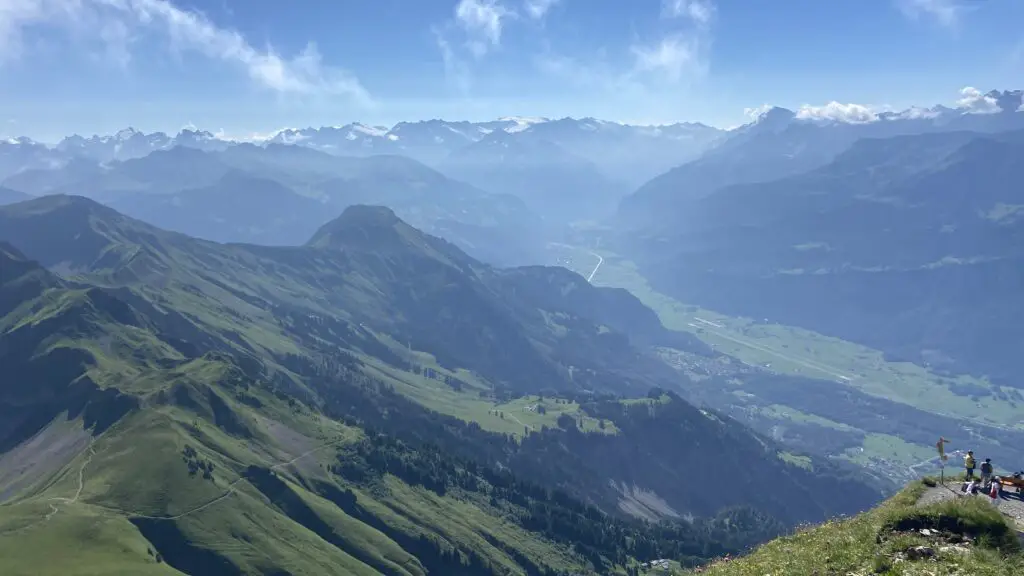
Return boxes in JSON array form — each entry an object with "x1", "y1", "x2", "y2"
[{"x1": 936, "y1": 437, "x2": 949, "y2": 484}]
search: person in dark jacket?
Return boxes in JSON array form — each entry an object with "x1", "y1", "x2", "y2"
[{"x1": 981, "y1": 458, "x2": 994, "y2": 489}]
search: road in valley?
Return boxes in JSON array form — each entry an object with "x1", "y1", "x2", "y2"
[
  {"x1": 586, "y1": 252, "x2": 604, "y2": 282},
  {"x1": 546, "y1": 242, "x2": 604, "y2": 284}
]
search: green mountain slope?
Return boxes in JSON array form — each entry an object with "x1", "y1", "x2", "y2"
[
  {"x1": 0, "y1": 245, "x2": 761, "y2": 576},
  {"x1": 0, "y1": 197, "x2": 884, "y2": 574},
  {"x1": 675, "y1": 478, "x2": 1024, "y2": 576}
]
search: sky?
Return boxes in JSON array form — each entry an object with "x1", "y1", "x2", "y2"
[{"x1": 1, "y1": 0, "x2": 1022, "y2": 142}]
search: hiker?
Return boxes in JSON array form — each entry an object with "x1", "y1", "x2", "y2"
[
  {"x1": 965, "y1": 450, "x2": 976, "y2": 480},
  {"x1": 981, "y1": 458, "x2": 994, "y2": 489}
]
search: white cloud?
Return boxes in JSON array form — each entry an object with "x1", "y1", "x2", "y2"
[
  {"x1": 629, "y1": 1, "x2": 714, "y2": 84},
  {"x1": 955, "y1": 86, "x2": 1001, "y2": 114},
  {"x1": 524, "y1": 0, "x2": 559, "y2": 20},
  {"x1": 897, "y1": 0, "x2": 964, "y2": 27},
  {"x1": 0, "y1": 0, "x2": 370, "y2": 103},
  {"x1": 630, "y1": 35, "x2": 703, "y2": 83},
  {"x1": 435, "y1": 0, "x2": 515, "y2": 91},
  {"x1": 743, "y1": 103, "x2": 773, "y2": 119},
  {"x1": 539, "y1": 1, "x2": 715, "y2": 95},
  {"x1": 662, "y1": 0, "x2": 714, "y2": 25},
  {"x1": 795, "y1": 102, "x2": 879, "y2": 124},
  {"x1": 455, "y1": 0, "x2": 513, "y2": 58}
]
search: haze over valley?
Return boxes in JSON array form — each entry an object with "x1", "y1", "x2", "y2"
[{"x1": 2, "y1": 0, "x2": 1024, "y2": 574}]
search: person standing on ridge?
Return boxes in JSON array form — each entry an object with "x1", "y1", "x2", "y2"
[
  {"x1": 965, "y1": 450, "x2": 976, "y2": 480},
  {"x1": 981, "y1": 458, "x2": 994, "y2": 489}
]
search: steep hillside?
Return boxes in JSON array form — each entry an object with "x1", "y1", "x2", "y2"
[
  {"x1": 0, "y1": 197, "x2": 885, "y2": 574},
  {"x1": 621, "y1": 129, "x2": 1024, "y2": 385},
  {"x1": 0, "y1": 234, "x2": 773, "y2": 576}
]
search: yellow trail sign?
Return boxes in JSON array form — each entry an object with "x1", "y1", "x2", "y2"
[{"x1": 937, "y1": 437, "x2": 949, "y2": 466}]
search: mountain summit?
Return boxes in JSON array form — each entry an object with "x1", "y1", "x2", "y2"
[{"x1": 306, "y1": 205, "x2": 419, "y2": 252}]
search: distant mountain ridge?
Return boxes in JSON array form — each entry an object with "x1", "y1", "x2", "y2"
[
  {"x1": 618, "y1": 89, "x2": 1024, "y2": 230},
  {"x1": 0, "y1": 143, "x2": 546, "y2": 266},
  {"x1": 4, "y1": 117, "x2": 717, "y2": 163},
  {"x1": 620, "y1": 128, "x2": 1024, "y2": 385}
]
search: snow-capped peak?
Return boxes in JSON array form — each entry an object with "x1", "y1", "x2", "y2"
[
  {"x1": 881, "y1": 106, "x2": 943, "y2": 121},
  {"x1": 114, "y1": 127, "x2": 140, "y2": 140},
  {"x1": 176, "y1": 128, "x2": 216, "y2": 141},
  {"x1": 498, "y1": 116, "x2": 550, "y2": 133},
  {"x1": 269, "y1": 128, "x2": 315, "y2": 144},
  {"x1": 349, "y1": 123, "x2": 389, "y2": 138},
  {"x1": 3, "y1": 136, "x2": 39, "y2": 146}
]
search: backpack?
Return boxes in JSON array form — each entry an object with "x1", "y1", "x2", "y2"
[{"x1": 982, "y1": 462, "x2": 993, "y2": 474}]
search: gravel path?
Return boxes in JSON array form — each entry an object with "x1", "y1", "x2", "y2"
[
  {"x1": 917, "y1": 482, "x2": 1024, "y2": 530},
  {"x1": 916, "y1": 484, "x2": 960, "y2": 507}
]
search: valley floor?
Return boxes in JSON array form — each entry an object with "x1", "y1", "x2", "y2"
[{"x1": 544, "y1": 243, "x2": 1024, "y2": 483}]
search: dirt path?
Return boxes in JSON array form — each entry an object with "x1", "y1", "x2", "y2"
[
  {"x1": 44, "y1": 444, "x2": 96, "y2": 521},
  {"x1": 115, "y1": 437, "x2": 348, "y2": 522},
  {"x1": 916, "y1": 483, "x2": 960, "y2": 507},
  {"x1": 36, "y1": 436, "x2": 346, "y2": 523}
]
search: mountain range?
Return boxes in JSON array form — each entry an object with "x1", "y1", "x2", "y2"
[
  {"x1": 621, "y1": 127, "x2": 1024, "y2": 386},
  {"x1": 618, "y1": 89, "x2": 1024, "y2": 230},
  {"x1": 0, "y1": 195, "x2": 882, "y2": 575},
  {"x1": 2, "y1": 117, "x2": 722, "y2": 190},
  {"x1": 0, "y1": 144, "x2": 547, "y2": 267}
]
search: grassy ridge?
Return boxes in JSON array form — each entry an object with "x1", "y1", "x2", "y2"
[{"x1": 676, "y1": 480, "x2": 1024, "y2": 575}]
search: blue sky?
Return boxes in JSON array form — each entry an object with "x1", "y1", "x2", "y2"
[{"x1": 1, "y1": 0, "x2": 1022, "y2": 142}]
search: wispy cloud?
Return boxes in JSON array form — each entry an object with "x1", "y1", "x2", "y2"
[
  {"x1": 435, "y1": 27, "x2": 472, "y2": 93},
  {"x1": 537, "y1": 0, "x2": 715, "y2": 98},
  {"x1": 454, "y1": 0, "x2": 514, "y2": 58},
  {"x1": 524, "y1": 0, "x2": 560, "y2": 20},
  {"x1": 628, "y1": 0, "x2": 714, "y2": 83},
  {"x1": 434, "y1": 0, "x2": 517, "y2": 93},
  {"x1": 896, "y1": 0, "x2": 971, "y2": 27},
  {"x1": 630, "y1": 35, "x2": 704, "y2": 83},
  {"x1": 0, "y1": 0, "x2": 370, "y2": 104},
  {"x1": 661, "y1": 0, "x2": 715, "y2": 25}
]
